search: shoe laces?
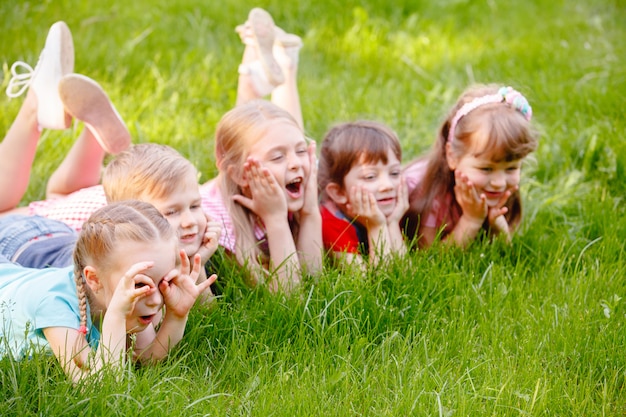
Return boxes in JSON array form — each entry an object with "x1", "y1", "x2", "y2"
[{"x1": 6, "y1": 61, "x2": 36, "y2": 98}]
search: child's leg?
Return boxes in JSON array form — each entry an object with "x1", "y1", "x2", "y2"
[
  {"x1": 46, "y1": 128, "x2": 106, "y2": 198},
  {"x1": 0, "y1": 214, "x2": 76, "y2": 268},
  {"x1": 0, "y1": 90, "x2": 41, "y2": 212},
  {"x1": 235, "y1": 8, "x2": 284, "y2": 105},
  {"x1": 270, "y1": 29, "x2": 304, "y2": 129},
  {"x1": 234, "y1": 10, "x2": 304, "y2": 129},
  {"x1": 0, "y1": 21, "x2": 74, "y2": 212},
  {"x1": 46, "y1": 74, "x2": 131, "y2": 198}
]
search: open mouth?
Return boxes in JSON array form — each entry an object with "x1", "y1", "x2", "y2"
[
  {"x1": 285, "y1": 177, "x2": 303, "y2": 198},
  {"x1": 180, "y1": 232, "x2": 197, "y2": 242},
  {"x1": 484, "y1": 191, "x2": 504, "y2": 199},
  {"x1": 139, "y1": 314, "x2": 155, "y2": 325}
]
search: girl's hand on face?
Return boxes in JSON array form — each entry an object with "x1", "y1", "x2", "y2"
[
  {"x1": 299, "y1": 141, "x2": 319, "y2": 218},
  {"x1": 388, "y1": 176, "x2": 409, "y2": 225},
  {"x1": 196, "y1": 214, "x2": 222, "y2": 264},
  {"x1": 454, "y1": 170, "x2": 487, "y2": 224},
  {"x1": 159, "y1": 251, "x2": 217, "y2": 318},
  {"x1": 487, "y1": 186, "x2": 516, "y2": 234},
  {"x1": 346, "y1": 186, "x2": 386, "y2": 230},
  {"x1": 232, "y1": 157, "x2": 288, "y2": 222},
  {"x1": 108, "y1": 262, "x2": 157, "y2": 318}
]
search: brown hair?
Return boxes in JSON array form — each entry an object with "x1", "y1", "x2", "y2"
[
  {"x1": 73, "y1": 200, "x2": 174, "y2": 345},
  {"x1": 214, "y1": 100, "x2": 303, "y2": 278},
  {"x1": 404, "y1": 84, "x2": 539, "y2": 246},
  {"x1": 318, "y1": 120, "x2": 402, "y2": 201},
  {"x1": 102, "y1": 143, "x2": 198, "y2": 203}
]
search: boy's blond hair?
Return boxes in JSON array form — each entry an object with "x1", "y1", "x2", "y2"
[{"x1": 102, "y1": 143, "x2": 198, "y2": 202}]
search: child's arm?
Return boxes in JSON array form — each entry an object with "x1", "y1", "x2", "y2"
[
  {"x1": 347, "y1": 186, "x2": 392, "y2": 267},
  {"x1": 447, "y1": 171, "x2": 516, "y2": 247},
  {"x1": 44, "y1": 262, "x2": 158, "y2": 382},
  {"x1": 446, "y1": 171, "x2": 488, "y2": 247},
  {"x1": 232, "y1": 158, "x2": 300, "y2": 292},
  {"x1": 385, "y1": 177, "x2": 409, "y2": 255},
  {"x1": 192, "y1": 216, "x2": 222, "y2": 302},
  {"x1": 195, "y1": 216, "x2": 223, "y2": 268},
  {"x1": 136, "y1": 252, "x2": 216, "y2": 362},
  {"x1": 296, "y1": 142, "x2": 323, "y2": 275},
  {"x1": 486, "y1": 188, "x2": 515, "y2": 242}
]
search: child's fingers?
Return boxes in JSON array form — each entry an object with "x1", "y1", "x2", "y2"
[
  {"x1": 249, "y1": 166, "x2": 279, "y2": 195},
  {"x1": 158, "y1": 265, "x2": 181, "y2": 290},
  {"x1": 114, "y1": 274, "x2": 154, "y2": 309},
  {"x1": 478, "y1": 193, "x2": 488, "y2": 207},
  {"x1": 117, "y1": 262, "x2": 155, "y2": 297},
  {"x1": 179, "y1": 249, "x2": 191, "y2": 275},
  {"x1": 357, "y1": 187, "x2": 370, "y2": 209},
  {"x1": 197, "y1": 273, "x2": 218, "y2": 294},
  {"x1": 308, "y1": 142, "x2": 317, "y2": 173},
  {"x1": 232, "y1": 194, "x2": 255, "y2": 210},
  {"x1": 211, "y1": 223, "x2": 222, "y2": 237},
  {"x1": 348, "y1": 186, "x2": 364, "y2": 214},
  {"x1": 495, "y1": 189, "x2": 512, "y2": 209},
  {"x1": 203, "y1": 229, "x2": 219, "y2": 245},
  {"x1": 398, "y1": 176, "x2": 407, "y2": 197},
  {"x1": 367, "y1": 191, "x2": 378, "y2": 212},
  {"x1": 123, "y1": 261, "x2": 154, "y2": 281},
  {"x1": 161, "y1": 268, "x2": 180, "y2": 285},
  {"x1": 190, "y1": 253, "x2": 202, "y2": 275}
]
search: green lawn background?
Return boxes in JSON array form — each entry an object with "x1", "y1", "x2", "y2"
[{"x1": 0, "y1": 0, "x2": 625, "y2": 415}]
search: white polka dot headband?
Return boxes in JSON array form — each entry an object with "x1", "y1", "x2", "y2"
[{"x1": 447, "y1": 86, "x2": 533, "y2": 143}]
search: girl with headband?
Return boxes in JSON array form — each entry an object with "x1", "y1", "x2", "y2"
[{"x1": 402, "y1": 84, "x2": 539, "y2": 248}]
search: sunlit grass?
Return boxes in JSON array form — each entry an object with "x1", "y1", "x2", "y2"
[{"x1": 1, "y1": 0, "x2": 625, "y2": 415}]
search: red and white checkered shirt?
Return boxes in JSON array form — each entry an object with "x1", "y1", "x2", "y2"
[{"x1": 27, "y1": 185, "x2": 107, "y2": 232}]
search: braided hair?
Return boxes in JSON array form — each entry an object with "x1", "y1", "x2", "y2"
[{"x1": 71, "y1": 200, "x2": 173, "y2": 367}]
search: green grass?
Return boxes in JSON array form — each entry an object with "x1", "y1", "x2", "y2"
[{"x1": 1, "y1": 0, "x2": 625, "y2": 415}]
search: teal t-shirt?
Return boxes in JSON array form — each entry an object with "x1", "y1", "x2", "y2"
[{"x1": 0, "y1": 263, "x2": 99, "y2": 359}]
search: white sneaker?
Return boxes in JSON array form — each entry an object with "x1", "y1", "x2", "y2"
[
  {"x1": 6, "y1": 21, "x2": 74, "y2": 130},
  {"x1": 58, "y1": 74, "x2": 131, "y2": 155}
]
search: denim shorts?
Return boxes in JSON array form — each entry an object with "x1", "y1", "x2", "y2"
[{"x1": 0, "y1": 214, "x2": 76, "y2": 262}]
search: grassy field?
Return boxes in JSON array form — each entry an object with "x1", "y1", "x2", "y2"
[{"x1": 1, "y1": 0, "x2": 625, "y2": 415}]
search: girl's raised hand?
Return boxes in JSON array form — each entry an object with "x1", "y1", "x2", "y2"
[
  {"x1": 196, "y1": 214, "x2": 222, "y2": 264},
  {"x1": 299, "y1": 141, "x2": 319, "y2": 217},
  {"x1": 346, "y1": 186, "x2": 386, "y2": 229},
  {"x1": 159, "y1": 250, "x2": 217, "y2": 318},
  {"x1": 388, "y1": 176, "x2": 409, "y2": 225},
  {"x1": 454, "y1": 170, "x2": 487, "y2": 223},
  {"x1": 487, "y1": 186, "x2": 516, "y2": 236},
  {"x1": 232, "y1": 157, "x2": 288, "y2": 222},
  {"x1": 108, "y1": 261, "x2": 158, "y2": 319}
]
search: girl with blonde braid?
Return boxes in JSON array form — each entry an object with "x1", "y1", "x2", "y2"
[{"x1": 0, "y1": 200, "x2": 215, "y2": 382}]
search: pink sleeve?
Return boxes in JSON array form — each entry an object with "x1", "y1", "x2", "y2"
[
  {"x1": 403, "y1": 159, "x2": 427, "y2": 194},
  {"x1": 200, "y1": 180, "x2": 237, "y2": 253}
]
